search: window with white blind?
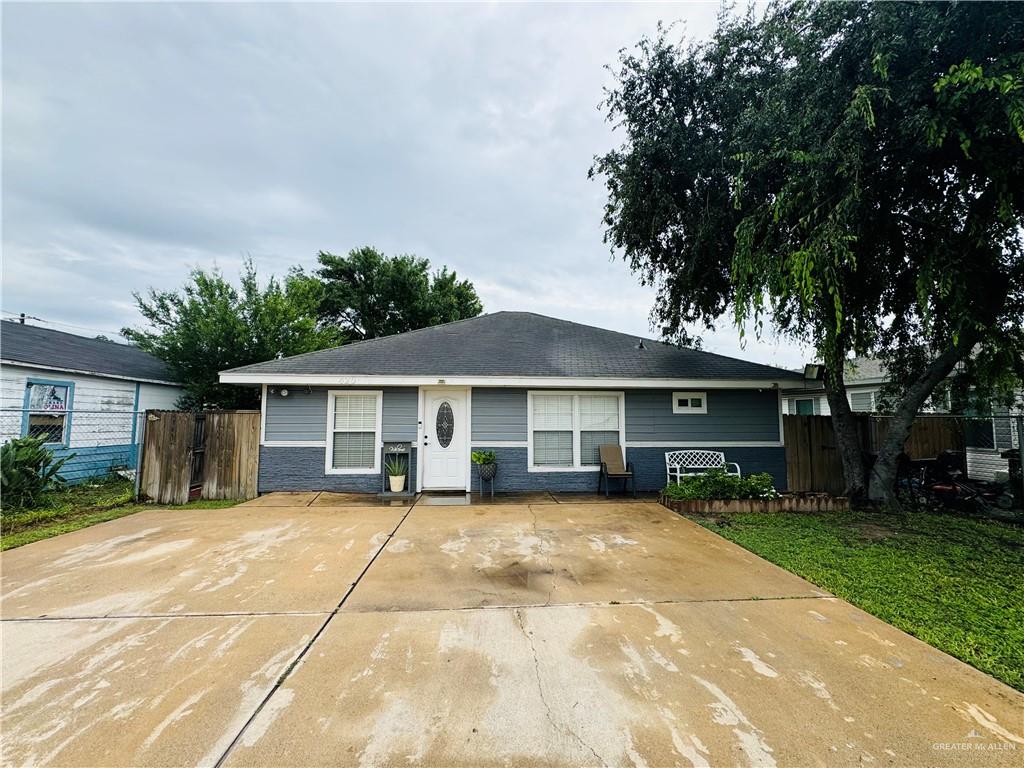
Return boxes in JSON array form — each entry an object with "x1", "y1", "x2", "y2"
[
  {"x1": 325, "y1": 390, "x2": 382, "y2": 474},
  {"x1": 528, "y1": 391, "x2": 624, "y2": 471}
]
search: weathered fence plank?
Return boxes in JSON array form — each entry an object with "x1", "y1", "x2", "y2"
[
  {"x1": 140, "y1": 410, "x2": 259, "y2": 504},
  {"x1": 202, "y1": 411, "x2": 260, "y2": 500},
  {"x1": 784, "y1": 414, "x2": 966, "y2": 494},
  {"x1": 140, "y1": 410, "x2": 195, "y2": 505}
]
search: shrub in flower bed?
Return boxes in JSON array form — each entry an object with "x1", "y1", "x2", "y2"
[{"x1": 662, "y1": 469, "x2": 780, "y2": 501}]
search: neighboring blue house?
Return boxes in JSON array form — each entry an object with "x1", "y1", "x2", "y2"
[
  {"x1": 0, "y1": 321, "x2": 182, "y2": 483},
  {"x1": 220, "y1": 312, "x2": 801, "y2": 495}
]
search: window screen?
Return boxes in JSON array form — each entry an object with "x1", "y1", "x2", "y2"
[
  {"x1": 532, "y1": 394, "x2": 573, "y2": 467},
  {"x1": 331, "y1": 393, "x2": 378, "y2": 469}
]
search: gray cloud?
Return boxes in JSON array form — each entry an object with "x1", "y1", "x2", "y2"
[{"x1": 2, "y1": 2, "x2": 811, "y2": 366}]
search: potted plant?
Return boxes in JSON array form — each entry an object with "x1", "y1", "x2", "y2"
[
  {"x1": 471, "y1": 450, "x2": 497, "y2": 481},
  {"x1": 385, "y1": 455, "x2": 407, "y2": 493}
]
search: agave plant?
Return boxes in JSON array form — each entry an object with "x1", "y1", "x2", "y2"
[{"x1": 1, "y1": 436, "x2": 72, "y2": 510}]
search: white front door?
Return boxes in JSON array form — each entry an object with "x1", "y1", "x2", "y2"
[{"x1": 422, "y1": 389, "x2": 468, "y2": 490}]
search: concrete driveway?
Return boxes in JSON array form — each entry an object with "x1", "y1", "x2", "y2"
[{"x1": 2, "y1": 494, "x2": 1021, "y2": 767}]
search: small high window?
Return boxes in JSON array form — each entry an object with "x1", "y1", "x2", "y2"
[{"x1": 672, "y1": 391, "x2": 707, "y2": 414}]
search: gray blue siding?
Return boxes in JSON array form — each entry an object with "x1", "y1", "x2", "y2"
[
  {"x1": 264, "y1": 388, "x2": 327, "y2": 441},
  {"x1": 259, "y1": 445, "x2": 418, "y2": 493},
  {"x1": 259, "y1": 384, "x2": 785, "y2": 493},
  {"x1": 471, "y1": 388, "x2": 527, "y2": 442},
  {"x1": 382, "y1": 388, "x2": 418, "y2": 441},
  {"x1": 263, "y1": 386, "x2": 418, "y2": 442},
  {"x1": 625, "y1": 389, "x2": 780, "y2": 443}
]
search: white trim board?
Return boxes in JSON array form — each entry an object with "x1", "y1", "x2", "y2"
[{"x1": 219, "y1": 372, "x2": 793, "y2": 389}]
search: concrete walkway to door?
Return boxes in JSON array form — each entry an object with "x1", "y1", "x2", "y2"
[{"x1": 1, "y1": 494, "x2": 1021, "y2": 767}]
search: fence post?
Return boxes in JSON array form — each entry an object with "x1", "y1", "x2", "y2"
[{"x1": 134, "y1": 410, "x2": 146, "y2": 502}]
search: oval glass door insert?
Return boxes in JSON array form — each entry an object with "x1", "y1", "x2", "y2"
[{"x1": 436, "y1": 402, "x2": 455, "y2": 448}]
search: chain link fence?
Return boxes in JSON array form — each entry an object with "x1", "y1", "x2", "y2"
[{"x1": 1, "y1": 408, "x2": 145, "y2": 485}]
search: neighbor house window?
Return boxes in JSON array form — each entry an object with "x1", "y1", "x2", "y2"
[
  {"x1": 794, "y1": 398, "x2": 815, "y2": 416},
  {"x1": 326, "y1": 390, "x2": 382, "y2": 474},
  {"x1": 672, "y1": 391, "x2": 707, "y2": 414},
  {"x1": 529, "y1": 391, "x2": 623, "y2": 471},
  {"x1": 848, "y1": 390, "x2": 877, "y2": 412},
  {"x1": 23, "y1": 380, "x2": 73, "y2": 445}
]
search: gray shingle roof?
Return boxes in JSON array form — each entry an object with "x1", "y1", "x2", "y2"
[
  {"x1": 222, "y1": 312, "x2": 801, "y2": 381},
  {"x1": 0, "y1": 321, "x2": 178, "y2": 384}
]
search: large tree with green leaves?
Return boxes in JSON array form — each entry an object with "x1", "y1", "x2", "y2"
[
  {"x1": 592, "y1": 0, "x2": 1024, "y2": 504},
  {"x1": 313, "y1": 247, "x2": 483, "y2": 340},
  {"x1": 124, "y1": 260, "x2": 342, "y2": 409}
]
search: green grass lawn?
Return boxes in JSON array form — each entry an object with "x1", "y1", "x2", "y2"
[
  {"x1": 2, "y1": 476, "x2": 239, "y2": 551},
  {"x1": 691, "y1": 509, "x2": 1024, "y2": 692}
]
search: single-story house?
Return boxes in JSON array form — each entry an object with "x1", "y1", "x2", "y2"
[
  {"x1": 219, "y1": 312, "x2": 803, "y2": 495},
  {"x1": 0, "y1": 321, "x2": 182, "y2": 483},
  {"x1": 782, "y1": 356, "x2": 1022, "y2": 481}
]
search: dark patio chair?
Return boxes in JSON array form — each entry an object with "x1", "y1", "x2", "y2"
[{"x1": 598, "y1": 444, "x2": 636, "y2": 498}]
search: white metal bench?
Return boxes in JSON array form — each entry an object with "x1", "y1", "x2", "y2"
[{"x1": 665, "y1": 450, "x2": 741, "y2": 485}]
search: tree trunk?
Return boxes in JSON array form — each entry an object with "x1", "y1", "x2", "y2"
[
  {"x1": 823, "y1": 366, "x2": 867, "y2": 501},
  {"x1": 867, "y1": 339, "x2": 975, "y2": 506}
]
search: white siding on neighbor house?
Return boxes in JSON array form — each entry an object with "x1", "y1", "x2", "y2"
[
  {"x1": 138, "y1": 383, "x2": 181, "y2": 411},
  {"x1": 0, "y1": 363, "x2": 182, "y2": 447}
]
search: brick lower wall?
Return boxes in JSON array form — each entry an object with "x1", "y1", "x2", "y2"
[
  {"x1": 627, "y1": 446, "x2": 787, "y2": 491},
  {"x1": 258, "y1": 445, "x2": 417, "y2": 494},
  {"x1": 468, "y1": 445, "x2": 787, "y2": 493},
  {"x1": 468, "y1": 447, "x2": 601, "y2": 493}
]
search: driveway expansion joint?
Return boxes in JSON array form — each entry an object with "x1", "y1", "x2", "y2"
[
  {"x1": 210, "y1": 493, "x2": 420, "y2": 768},
  {"x1": 1, "y1": 610, "x2": 332, "y2": 622}
]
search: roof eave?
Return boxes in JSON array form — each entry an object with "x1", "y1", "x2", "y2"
[
  {"x1": 219, "y1": 371, "x2": 799, "y2": 388},
  {"x1": 1, "y1": 358, "x2": 181, "y2": 387}
]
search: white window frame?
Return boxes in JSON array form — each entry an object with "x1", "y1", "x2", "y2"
[
  {"x1": 324, "y1": 389, "x2": 383, "y2": 475},
  {"x1": 527, "y1": 390, "x2": 625, "y2": 473},
  {"x1": 792, "y1": 397, "x2": 816, "y2": 416},
  {"x1": 672, "y1": 391, "x2": 708, "y2": 415}
]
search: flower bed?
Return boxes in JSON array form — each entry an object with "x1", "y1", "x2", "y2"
[
  {"x1": 660, "y1": 493, "x2": 850, "y2": 516},
  {"x1": 660, "y1": 469, "x2": 849, "y2": 515}
]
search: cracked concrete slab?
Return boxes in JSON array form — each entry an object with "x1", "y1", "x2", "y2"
[
  {"x1": 1, "y1": 614, "x2": 321, "y2": 767},
  {"x1": 3, "y1": 496, "x2": 1020, "y2": 767},
  {"x1": 221, "y1": 599, "x2": 1023, "y2": 768},
  {"x1": 343, "y1": 503, "x2": 826, "y2": 611},
  {"x1": 1, "y1": 505, "x2": 405, "y2": 617}
]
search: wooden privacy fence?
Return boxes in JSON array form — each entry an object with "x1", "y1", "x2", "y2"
[
  {"x1": 784, "y1": 414, "x2": 966, "y2": 494},
  {"x1": 140, "y1": 410, "x2": 259, "y2": 504}
]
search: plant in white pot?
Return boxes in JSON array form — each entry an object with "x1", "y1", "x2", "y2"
[{"x1": 385, "y1": 455, "x2": 407, "y2": 493}]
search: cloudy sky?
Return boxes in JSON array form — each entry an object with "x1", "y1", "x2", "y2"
[{"x1": 2, "y1": 2, "x2": 809, "y2": 367}]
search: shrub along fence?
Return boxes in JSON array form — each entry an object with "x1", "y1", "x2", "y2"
[
  {"x1": 784, "y1": 414, "x2": 971, "y2": 494},
  {"x1": 139, "y1": 410, "x2": 259, "y2": 504}
]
